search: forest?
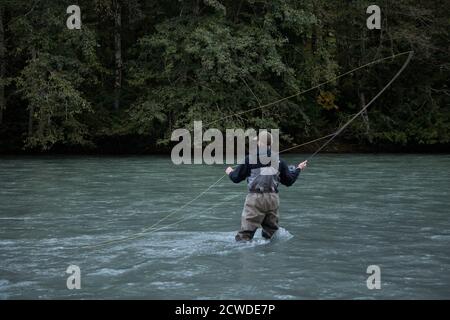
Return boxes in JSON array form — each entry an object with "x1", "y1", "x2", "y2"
[{"x1": 0, "y1": 0, "x2": 448, "y2": 154}]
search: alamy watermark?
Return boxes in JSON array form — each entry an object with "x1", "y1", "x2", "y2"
[
  {"x1": 66, "y1": 5, "x2": 81, "y2": 30},
  {"x1": 66, "y1": 265, "x2": 81, "y2": 290},
  {"x1": 66, "y1": 4, "x2": 380, "y2": 31},
  {"x1": 366, "y1": 5, "x2": 381, "y2": 30},
  {"x1": 171, "y1": 121, "x2": 279, "y2": 169},
  {"x1": 366, "y1": 265, "x2": 381, "y2": 290}
]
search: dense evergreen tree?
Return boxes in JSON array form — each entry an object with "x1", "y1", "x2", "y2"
[{"x1": 0, "y1": 0, "x2": 448, "y2": 153}]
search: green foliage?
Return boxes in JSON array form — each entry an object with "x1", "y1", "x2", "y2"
[
  {"x1": 17, "y1": 53, "x2": 93, "y2": 149},
  {"x1": 0, "y1": 0, "x2": 448, "y2": 152}
]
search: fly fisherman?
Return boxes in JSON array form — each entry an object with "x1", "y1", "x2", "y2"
[{"x1": 225, "y1": 131, "x2": 308, "y2": 241}]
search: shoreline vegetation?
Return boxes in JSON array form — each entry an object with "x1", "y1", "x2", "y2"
[
  {"x1": 0, "y1": 1, "x2": 448, "y2": 155},
  {"x1": 1, "y1": 140, "x2": 449, "y2": 156}
]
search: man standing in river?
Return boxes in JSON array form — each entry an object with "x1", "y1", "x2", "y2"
[{"x1": 225, "y1": 131, "x2": 307, "y2": 241}]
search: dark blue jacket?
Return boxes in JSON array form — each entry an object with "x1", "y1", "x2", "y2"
[{"x1": 228, "y1": 153, "x2": 300, "y2": 188}]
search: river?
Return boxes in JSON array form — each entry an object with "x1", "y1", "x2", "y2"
[{"x1": 0, "y1": 154, "x2": 449, "y2": 299}]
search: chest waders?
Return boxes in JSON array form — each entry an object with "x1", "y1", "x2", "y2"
[{"x1": 236, "y1": 162, "x2": 281, "y2": 241}]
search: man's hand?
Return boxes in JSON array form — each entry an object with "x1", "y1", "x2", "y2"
[
  {"x1": 298, "y1": 160, "x2": 308, "y2": 171},
  {"x1": 225, "y1": 167, "x2": 234, "y2": 175}
]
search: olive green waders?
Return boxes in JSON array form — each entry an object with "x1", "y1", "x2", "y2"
[{"x1": 235, "y1": 192, "x2": 280, "y2": 241}]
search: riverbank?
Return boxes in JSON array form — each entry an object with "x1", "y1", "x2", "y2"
[{"x1": 1, "y1": 139, "x2": 449, "y2": 156}]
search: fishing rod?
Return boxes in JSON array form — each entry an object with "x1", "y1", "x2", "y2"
[{"x1": 82, "y1": 50, "x2": 413, "y2": 249}]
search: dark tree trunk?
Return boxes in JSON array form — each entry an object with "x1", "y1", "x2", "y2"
[
  {"x1": 359, "y1": 28, "x2": 371, "y2": 141},
  {"x1": 235, "y1": 0, "x2": 244, "y2": 23},
  {"x1": 194, "y1": 0, "x2": 200, "y2": 16},
  {"x1": 311, "y1": 1, "x2": 318, "y2": 53},
  {"x1": 28, "y1": 106, "x2": 34, "y2": 136},
  {"x1": 28, "y1": 48, "x2": 37, "y2": 137},
  {"x1": 0, "y1": 7, "x2": 5, "y2": 125},
  {"x1": 113, "y1": 0, "x2": 122, "y2": 111}
]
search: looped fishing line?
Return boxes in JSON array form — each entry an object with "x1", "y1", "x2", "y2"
[{"x1": 83, "y1": 50, "x2": 413, "y2": 249}]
